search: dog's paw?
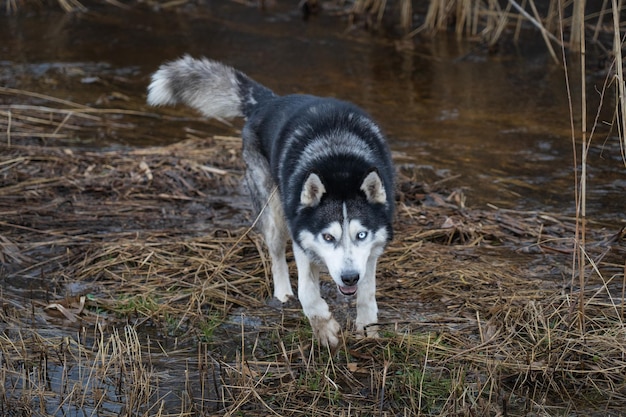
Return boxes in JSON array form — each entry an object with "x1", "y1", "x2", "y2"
[
  {"x1": 310, "y1": 315, "x2": 341, "y2": 349},
  {"x1": 273, "y1": 288, "x2": 295, "y2": 304},
  {"x1": 356, "y1": 323, "x2": 380, "y2": 339},
  {"x1": 267, "y1": 294, "x2": 299, "y2": 310},
  {"x1": 366, "y1": 325, "x2": 380, "y2": 338}
]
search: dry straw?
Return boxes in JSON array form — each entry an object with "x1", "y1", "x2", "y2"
[{"x1": 1, "y1": 81, "x2": 625, "y2": 415}]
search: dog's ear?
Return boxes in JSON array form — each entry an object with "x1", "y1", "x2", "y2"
[
  {"x1": 301, "y1": 173, "x2": 326, "y2": 207},
  {"x1": 360, "y1": 170, "x2": 387, "y2": 204}
]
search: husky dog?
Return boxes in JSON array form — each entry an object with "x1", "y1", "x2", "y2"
[{"x1": 147, "y1": 56, "x2": 394, "y2": 349}]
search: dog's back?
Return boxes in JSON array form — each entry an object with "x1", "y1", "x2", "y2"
[{"x1": 245, "y1": 94, "x2": 394, "y2": 228}]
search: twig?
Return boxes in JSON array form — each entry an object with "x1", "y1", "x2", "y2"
[
  {"x1": 378, "y1": 360, "x2": 390, "y2": 416},
  {"x1": 0, "y1": 86, "x2": 91, "y2": 109},
  {"x1": 6, "y1": 108, "x2": 10, "y2": 147},
  {"x1": 578, "y1": 0, "x2": 588, "y2": 334},
  {"x1": 612, "y1": 0, "x2": 626, "y2": 165},
  {"x1": 508, "y1": 0, "x2": 561, "y2": 64}
]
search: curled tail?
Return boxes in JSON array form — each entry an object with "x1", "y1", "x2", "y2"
[{"x1": 147, "y1": 55, "x2": 276, "y2": 120}]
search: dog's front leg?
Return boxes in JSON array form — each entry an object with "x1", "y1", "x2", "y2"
[
  {"x1": 355, "y1": 256, "x2": 379, "y2": 338},
  {"x1": 293, "y1": 244, "x2": 341, "y2": 349}
]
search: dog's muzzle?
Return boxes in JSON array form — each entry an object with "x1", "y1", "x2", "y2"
[{"x1": 338, "y1": 272, "x2": 359, "y2": 296}]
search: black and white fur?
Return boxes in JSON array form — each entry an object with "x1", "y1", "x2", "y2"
[{"x1": 147, "y1": 56, "x2": 394, "y2": 348}]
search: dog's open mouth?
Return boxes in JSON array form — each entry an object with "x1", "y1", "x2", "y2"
[{"x1": 338, "y1": 285, "x2": 358, "y2": 296}]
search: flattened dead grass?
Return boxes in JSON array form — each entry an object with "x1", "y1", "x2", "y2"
[{"x1": 1, "y1": 88, "x2": 625, "y2": 416}]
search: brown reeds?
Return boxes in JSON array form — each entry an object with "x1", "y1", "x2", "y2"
[
  {"x1": 557, "y1": 0, "x2": 626, "y2": 340},
  {"x1": 345, "y1": 0, "x2": 621, "y2": 59}
]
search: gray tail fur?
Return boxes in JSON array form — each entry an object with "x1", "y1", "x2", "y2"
[{"x1": 147, "y1": 55, "x2": 276, "y2": 120}]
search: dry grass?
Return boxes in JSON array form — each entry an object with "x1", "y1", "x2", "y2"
[
  {"x1": 1, "y1": 86, "x2": 625, "y2": 416},
  {"x1": 435, "y1": 0, "x2": 618, "y2": 51},
  {"x1": 343, "y1": 0, "x2": 622, "y2": 58}
]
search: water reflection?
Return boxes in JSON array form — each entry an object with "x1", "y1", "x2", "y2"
[{"x1": 1, "y1": 1, "x2": 623, "y2": 220}]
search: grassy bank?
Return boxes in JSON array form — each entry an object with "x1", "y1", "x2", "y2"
[{"x1": 1, "y1": 86, "x2": 625, "y2": 415}]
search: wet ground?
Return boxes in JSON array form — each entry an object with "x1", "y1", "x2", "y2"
[{"x1": 1, "y1": 1, "x2": 626, "y2": 415}]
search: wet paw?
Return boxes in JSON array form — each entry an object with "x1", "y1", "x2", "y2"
[
  {"x1": 274, "y1": 289, "x2": 295, "y2": 303},
  {"x1": 356, "y1": 323, "x2": 379, "y2": 339},
  {"x1": 310, "y1": 315, "x2": 341, "y2": 349},
  {"x1": 267, "y1": 294, "x2": 297, "y2": 309},
  {"x1": 366, "y1": 327, "x2": 380, "y2": 338}
]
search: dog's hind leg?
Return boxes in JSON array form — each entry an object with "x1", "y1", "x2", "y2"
[
  {"x1": 260, "y1": 192, "x2": 293, "y2": 302},
  {"x1": 294, "y1": 244, "x2": 341, "y2": 349},
  {"x1": 242, "y1": 129, "x2": 294, "y2": 303}
]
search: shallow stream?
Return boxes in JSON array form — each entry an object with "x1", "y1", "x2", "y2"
[{"x1": 2, "y1": 0, "x2": 624, "y2": 221}]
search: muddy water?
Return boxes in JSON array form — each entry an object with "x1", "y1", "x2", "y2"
[{"x1": 2, "y1": 1, "x2": 624, "y2": 221}]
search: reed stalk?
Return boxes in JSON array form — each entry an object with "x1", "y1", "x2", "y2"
[
  {"x1": 613, "y1": 0, "x2": 626, "y2": 164},
  {"x1": 399, "y1": 0, "x2": 412, "y2": 35},
  {"x1": 557, "y1": 0, "x2": 582, "y2": 333},
  {"x1": 577, "y1": 0, "x2": 588, "y2": 333},
  {"x1": 569, "y1": 0, "x2": 586, "y2": 52}
]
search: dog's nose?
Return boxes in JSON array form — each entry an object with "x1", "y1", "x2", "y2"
[{"x1": 341, "y1": 272, "x2": 359, "y2": 286}]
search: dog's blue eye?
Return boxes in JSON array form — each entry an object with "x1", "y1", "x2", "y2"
[
  {"x1": 322, "y1": 233, "x2": 335, "y2": 242},
  {"x1": 356, "y1": 231, "x2": 368, "y2": 240}
]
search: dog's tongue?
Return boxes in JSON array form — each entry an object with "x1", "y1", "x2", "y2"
[{"x1": 338, "y1": 285, "x2": 358, "y2": 296}]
